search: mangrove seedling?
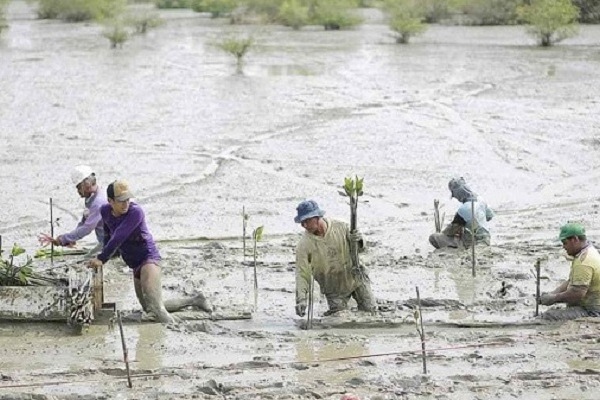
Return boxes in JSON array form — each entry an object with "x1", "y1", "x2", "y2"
[
  {"x1": 340, "y1": 175, "x2": 369, "y2": 283},
  {"x1": 217, "y1": 35, "x2": 254, "y2": 73}
]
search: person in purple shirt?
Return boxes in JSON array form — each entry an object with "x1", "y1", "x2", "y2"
[
  {"x1": 88, "y1": 180, "x2": 211, "y2": 324},
  {"x1": 39, "y1": 165, "x2": 106, "y2": 258}
]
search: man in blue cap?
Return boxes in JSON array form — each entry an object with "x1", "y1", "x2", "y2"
[
  {"x1": 429, "y1": 177, "x2": 494, "y2": 249},
  {"x1": 539, "y1": 223, "x2": 600, "y2": 320},
  {"x1": 294, "y1": 200, "x2": 375, "y2": 317}
]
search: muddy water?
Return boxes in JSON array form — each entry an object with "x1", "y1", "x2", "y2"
[{"x1": 2, "y1": 1, "x2": 600, "y2": 398}]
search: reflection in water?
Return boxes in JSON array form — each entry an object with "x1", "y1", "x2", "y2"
[
  {"x1": 449, "y1": 267, "x2": 477, "y2": 306},
  {"x1": 295, "y1": 339, "x2": 368, "y2": 385},
  {"x1": 265, "y1": 64, "x2": 313, "y2": 76},
  {"x1": 132, "y1": 324, "x2": 166, "y2": 370}
]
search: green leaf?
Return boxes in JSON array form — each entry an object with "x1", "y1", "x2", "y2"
[
  {"x1": 11, "y1": 244, "x2": 25, "y2": 257},
  {"x1": 253, "y1": 226, "x2": 264, "y2": 242},
  {"x1": 343, "y1": 177, "x2": 355, "y2": 195},
  {"x1": 355, "y1": 176, "x2": 364, "y2": 193}
]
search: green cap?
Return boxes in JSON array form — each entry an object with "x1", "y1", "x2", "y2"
[{"x1": 558, "y1": 223, "x2": 586, "y2": 241}]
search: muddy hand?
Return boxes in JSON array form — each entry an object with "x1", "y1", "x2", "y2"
[
  {"x1": 296, "y1": 301, "x2": 306, "y2": 317},
  {"x1": 38, "y1": 233, "x2": 58, "y2": 247},
  {"x1": 87, "y1": 258, "x2": 103, "y2": 271}
]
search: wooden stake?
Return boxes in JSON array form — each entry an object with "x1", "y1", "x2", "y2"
[
  {"x1": 535, "y1": 259, "x2": 541, "y2": 317},
  {"x1": 93, "y1": 263, "x2": 104, "y2": 312},
  {"x1": 434, "y1": 199, "x2": 441, "y2": 233},
  {"x1": 50, "y1": 198, "x2": 54, "y2": 266},
  {"x1": 307, "y1": 253, "x2": 314, "y2": 330},
  {"x1": 416, "y1": 286, "x2": 427, "y2": 374},
  {"x1": 116, "y1": 310, "x2": 133, "y2": 388},
  {"x1": 471, "y1": 200, "x2": 476, "y2": 277},
  {"x1": 242, "y1": 206, "x2": 247, "y2": 261},
  {"x1": 253, "y1": 235, "x2": 258, "y2": 310},
  {"x1": 0, "y1": 235, "x2": 2, "y2": 259}
]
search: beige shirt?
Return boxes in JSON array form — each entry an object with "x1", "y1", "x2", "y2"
[{"x1": 295, "y1": 218, "x2": 359, "y2": 304}]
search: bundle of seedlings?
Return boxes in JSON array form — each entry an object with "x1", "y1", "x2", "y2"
[
  {"x1": 0, "y1": 244, "x2": 66, "y2": 287},
  {"x1": 68, "y1": 273, "x2": 94, "y2": 329}
]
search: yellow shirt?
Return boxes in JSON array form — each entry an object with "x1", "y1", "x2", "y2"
[
  {"x1": 295, "y1": 218, "x2": 359, "y2": 304},
  {"x1": 569, "y1": 245, "x2": 600, "y2": 310}
]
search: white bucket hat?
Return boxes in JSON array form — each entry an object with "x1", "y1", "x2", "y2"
[{"x1": 71, "y1": 165, "x2": 94, "y2": 185}]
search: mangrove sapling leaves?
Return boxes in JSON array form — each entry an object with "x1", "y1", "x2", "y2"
[
  {"x1": 11, "y1": 244, "x2": 26, "y2": 257},
  {"x1": 253, "y1": 226, "x2": 264, "y2": 242}
]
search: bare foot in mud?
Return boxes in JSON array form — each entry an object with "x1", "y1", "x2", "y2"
[{"x1": 191, "y1": 292, "x2": 213, "y2": 313}]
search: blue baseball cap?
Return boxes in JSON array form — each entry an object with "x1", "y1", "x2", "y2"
[{"x1": 294, "y1": 200, "x2": 325, "y2": 223}]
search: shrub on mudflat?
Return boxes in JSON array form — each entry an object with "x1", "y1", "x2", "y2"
[
  {"x1": 459, "y1": 0, "x2": 520, "y2": 25},
  {"x1": 518, "y1": 0, "x2": 579, "y2": 46},
  {"x1": 36, "y1": 0, "x2": 125, "y2": 22},
  {"x1": 572, "y1": 0, "x2": 600, "y2": 23},
  {"x1": 310, "y1": 0, "x2": 362, "y2": 30},
  {"x1": 191, "y1": 0, "x2": 238, "y2": 17},
  {"x1": 382, "y1": 0, "x2": 427, "y2": 43},
  {"x1": 154, "y1": 0, "x2": 191, "y2": 8},
  {"x1": 279, "y1": 0, "x2": 309, "y2": 29}
]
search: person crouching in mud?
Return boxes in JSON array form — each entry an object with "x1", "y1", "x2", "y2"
[
  {"x1": 294, "y1": 200, "x2": 375, "y2": 317},
  {"x1": 539, "y1": 223, "x2": 600, "y2": 320},
  {"x1": 88, "y1": 180, "x2": 211, "y2": 324},
  {"x1": 429, "y1": 177, "x2": 494, "y2": 249}
]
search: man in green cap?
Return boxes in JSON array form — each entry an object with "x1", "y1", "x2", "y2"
[{"x1": 539, "y1": 223, "x2": 600, "y2": 320}]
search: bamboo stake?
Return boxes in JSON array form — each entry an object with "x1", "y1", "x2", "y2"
[
  {"x1": 0, "y1": 235, "x2": 2, "y2": 259},
  {"x1": 116, "y1": 310, "x2": 133, "y2": 388},
  {"x1": 535, "y1": 259, "x2": 541, "y2": 317},
  {"x1": 307, "y1": 253, "x2": 314, "y2": 330},
  {"x1": 50, "y1": 198, "x2": 54, "y2": 266},
  {"x1": 471, "y1": 200, "x2": 476, "y2": 277},
  {"x1": 242, "y1": 206, "x2": 247, "y2": 261},
  {"x1": 434, "y1": 199, "x2": 441, "y2": 233},
  {"x1": 416, "y1": 286, "x2": 427, "y2": 374},
  {"x1": 253, "y1": 233, "x2": 258, "y2": 310}
]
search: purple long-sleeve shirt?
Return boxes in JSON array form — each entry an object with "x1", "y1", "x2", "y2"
[
  {"x1": 58, "y1": 188, "x2": 107, "y2": 246},
  {"x1": 97, "y1": 202, "x2": 160, "y2": 269}
]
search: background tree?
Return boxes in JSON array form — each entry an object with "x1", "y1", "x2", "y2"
[
  {"x1": 154, "y1": 0, "x2": 191, "y2": 8},
  {"x1": 309, "y1": 0, "x2": 362, "y2": 30},
  {"x1": 382, "y1": 0, "x2": 427, "y2": 44},
  {"x1": 518, "y1": 0, "x2": 579, "y2": 46},
  {"x1": 35, "y1": 0, "x2": 126, "y2": 22},
  {"x1": 191, "y1": 0, "x2": 238, "y2": 18},
  {"x1": 572, "y1": 0, "x2": 600, "y2": 23},
  {"x1": 278, "y1": 0, "x2": 310, "y2": 29},
  {"x1": 0, "y1": 0, "x2": 8, "y2": 36},
  {"x1": 458, "y1": 0, "x2": 521, "y2": 25}
]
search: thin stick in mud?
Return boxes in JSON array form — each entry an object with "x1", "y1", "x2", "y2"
[
  {"x1": 116, "y1": 310, "x2": 133, "y2": 388},
  {"x1": 416, "y1": 286, "x2": 427, "y2": 374},
  {"x1": 307, "y1": 253, "x2": 314, "y2": 330},
  {"x1": 535, "y1": 258, "x2": 541, "y2": 317},
  {"x1": 471, "y1": 200, "x2": 476, "y2": 277},
  {"x1": 434, "y1": 199, "x2": 441, "y2": 233},
  {"x1": 49, "y1": 198, "x2": 54, "y2": 266}
]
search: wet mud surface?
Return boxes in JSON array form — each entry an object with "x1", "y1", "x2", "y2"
[{"x1": 2, "y1": 1, "x2": 600, "y2": 399}]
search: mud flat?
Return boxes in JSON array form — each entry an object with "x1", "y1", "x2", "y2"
[{"x1": 1, "y1": 1, "x2": 600, "y2": 398}]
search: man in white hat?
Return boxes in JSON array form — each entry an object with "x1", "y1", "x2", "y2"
[{"x1": 39, "y1": 165, "x2": 107, "y2": 257}]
